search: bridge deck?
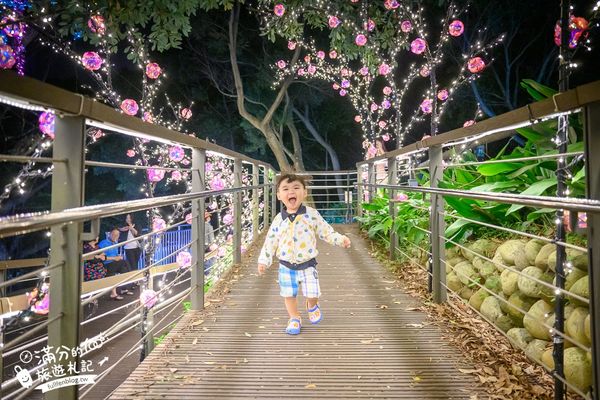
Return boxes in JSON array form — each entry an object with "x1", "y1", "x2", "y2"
[{"x1": 110, "y1": 225, "x2": 482, "y2": 399}]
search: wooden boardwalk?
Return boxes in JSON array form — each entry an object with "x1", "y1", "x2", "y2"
[{"x1": 110, "y1": 225, "x2": 482, "y2": 399}]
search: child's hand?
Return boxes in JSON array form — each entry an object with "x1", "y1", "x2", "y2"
[
  {"x1": 341, "y1": 236, "x2": 351, "y2": 248},
  {"x1": 257, "y1": 264, "x2": 267, "y2": 275}
]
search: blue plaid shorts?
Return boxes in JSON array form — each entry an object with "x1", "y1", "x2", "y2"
[{"x1": 278, "y1": 264, "x2": 321, "y2": 298}]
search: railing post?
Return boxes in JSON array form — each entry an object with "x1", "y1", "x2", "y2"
[
  {"x1": 190, "y1": 148, "x2": 206, "y2": 310},
  {"x1": 263, "y1": 166, "x2": 270, "y2": 228},
  {"x1": 270, "y1": 169, "x2": 276, "y2": 222},
  {"x1": 233, "y1": 158, "x2": 242, "y2": 265},
  {"x1": 388, "y1": 156, "x2": 398, "y2": 261},
  {"x1": 584, "y1": 101, "x2": 600, "y2": 400},
  {"x1": 252, "y1": 163, "x2": 259, "y2": 238},
  {"x1": 47, "y1": 115, "x2": 85, "y2": 400},
  {"x1": 429, "y1": 144, "x2": 447, "y2": 304},
  {"x1": 367, "y1": 162, "x2": 374, "y2": 202},
  {"x1": 356, "y1": 164, "x2": 363, "y2": 219}
]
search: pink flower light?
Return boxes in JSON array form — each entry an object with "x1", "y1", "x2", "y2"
[
  {"x1": 307, "y1": 65, "x2": 316, "y2": 74},
  {"x1": 365, "y1": 19, "x2": 375, "y2": 32},
  {"x1": 0, "y1": 44, "x2": 15, "y2": 70},
  {"x1": 81, "y1": 51, "x2": 103, "y2": 71},
  {"x1": 147, "y1": 167, "x2": 165, "y2": 182},
  {"x1": 140, "y1": 289, "x2": 158, "y2": 309},
  {"x1": 171, "y1": 170, "x2": 182, "y2": 181},
  {"x1": 420, "y1": 98, "x2": 433, "y2": 114},
  {"x1": 329, "y1": 50, "x2": 338, "y2": 59},
  {"x1": 396, "y1": 193, "x2": 409, "y2": 201},
  {"x1": 354, "y1": 115, "x2": 362, "y2": 123},
  {"x1": 463, "y1": 120, "x2": 476, "y2": 127},
  {"x1": 419, "y1": 65, "x2": 430, "y2": 77},
  {"x1": 180, "y1": 108, "x2": 193, "y2": 120},
  {"x1": 210, "y1": 176, "x2": 225, "y2": 191},
  {"x1": 185, "y1": 213, "x2": 193, "y2": 224},
  {"x1": 332, "y1": 83, "x2": 340, "y2": 90},
  {"x1": 359, "y1": 66, "x2": 369, "y2": 76},
  {"x1": 328, "y1": 15, "x2": 340, "y2": 28},
  {"x1": 176, "y1": 251, "x2": 192, "y2": 268},
  {"x1": 38, "y1": 112, "x2": 55, "y2": 139},
  {"x1": 152, "y1": 217, "x2": 166, "y2": 232},
  {"x1": 288, "y1": 41, "x2": 296, "y2": 50},
  {"x1": 467, "y1": 57, "x2": 486, "y2": 73},
  {"x1": 126, "y1": 149, "x2": 135, "y2": 157},
  {"x1": 410, "y1": 38, "x2": 427, "y2": 54},
  {"x1": 382, "y1": 100, "x2": 391, "y2": 109},
  {"x1": 142, "y1": 112, "x2": 154, "y2": 123},
  {"x1": 317, "y1": 50, "x2": 325, "y2": 59},
  {"x1": 400, "y1": 20, "x2": 412, "y2": 33},
  {"x1": 383, "y1": 86, "x2": 392, "y2": 95},
  {"x1": 382, "y1": 134, "x2": 390, "y2": 142},
  {"x1": 297, "y1": 68, "x2": 305, "y2": 76},
  {"x1": 120, "y1": 99, "x2": 139, "y2": 116},
  {"x1": 341, "y1": 79, "x2": 350, "y2": 88},
  {"x1": 378, "y1": 120, "x2": 387, "y2": 129},
  {"x1": 274, "y1": 4, "x2": 285, "y2": 17},
  {"x1": 355, "y1": 34, "x2": 367, "y2": 46},
  {"x1": 223, "y1": 213, "x2": 234, "y2": 225},
  {"x1": 169, "y1": 145, "x2": 185, "y2": 162},
  {"x1": 378, "y1": 63, "x2": 391, "y2": 75},
  {"x1": 384, "y1": 0, "x2": 399, "y2": 10},
  {"x1": 370, "y1": 103, "x2": 378, "y2": 112},
  {"x1": 437, "y1": 89, "x2": 449, "y2": 101},
  {"x1": 145, "y1": 62, "x2": 162, "y2": 79},
  {"x1": 276, "y1": 60, "x2": 286, "y2": 69},
  {"x1": 339, "y1": 89, "x2": 347, "y2": 96},
  {"x1": 304, "y1": 55, "x2": 311, "y2": 63},
  {"x1": 87, "y1": 15, "x2": 106, "y2": 35},
  {"x1": 448, "y1": 20, "x2": 465, "y2": 37}
]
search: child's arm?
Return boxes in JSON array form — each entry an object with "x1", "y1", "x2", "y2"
[
  {"x1": 313, "y1": 209, "x2": 351, "y2": 248},
  {"x1": 257, "y1": 215, "x2": 281, "y2": 274}
]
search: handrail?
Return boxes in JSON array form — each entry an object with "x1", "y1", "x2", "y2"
[
  {"x1": 357, "y1": 79, "x2": 600, "y2": 165},
  {"x1": 0, "y1": 184, "x2": 269, "y2": 238},
  {"x1": 0, "y1": 70, "x2": 275, "y2": 171}
]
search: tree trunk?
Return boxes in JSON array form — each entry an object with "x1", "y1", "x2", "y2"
[{"x1": 286, "y1": 117, "x2": 306, "y2": 172}]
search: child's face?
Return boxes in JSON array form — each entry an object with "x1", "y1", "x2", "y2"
[{"x1": 277, "y1": 178, "x2": 307, "y2": 212}]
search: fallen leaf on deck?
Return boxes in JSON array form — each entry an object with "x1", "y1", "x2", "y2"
[
  {"x1": 412, "y1": 376, "x2": 421, "y2": 382},
  {"x1": 378, "y1": 304, "x2": 388, "y2": 309},
  {"x1": 404, "y1": 307, "x2": 419, "y2": 311},
  {"x1": 258, "y1": 326, "x2": 265, "y2": 329},
  {"x1": 406, "y1": 323, "x2": 424, "y2": 328},
  {"x1": 360, "y1": 339, "x2": 373, "y2": 344},
  {"x1": 192, "y1": 338, "x2": 198, "y2": 345},
  {"x1": 203, "y1": 361, "x2": 215, "y2": 365},
  {"x1": 458, "y1": 368, "x2": 480, "y2": 374},
  {"x1": 243, "y1": 358, "x2": 248, "y2": 363},
  {"x1": 191, "y1": 320, "x2": 204, "y2": 326},
  {"x1": 169, "y1": 368, "x2": 178, "y2": 373},
  {"x1": 244, "y1": 332, "x2": 252, "y2": 337},
  {"x1": 305, "y1": 383, "x2": 317, "y2": 389}
]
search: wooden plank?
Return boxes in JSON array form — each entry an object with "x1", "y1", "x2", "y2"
[
  {"x1": 110, "y1": 225, "x2": 482, "y2": 399},
  {"x1": 0, "y1": 258, "x2": 46, "y2": 270}
]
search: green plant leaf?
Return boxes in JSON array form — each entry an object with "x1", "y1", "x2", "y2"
[
  {"x1": 521, "y1": 79, "x2": 557, "y2": 99},
  {"x1": 526, "y1": 208, "x2": 555, "y2": 222},
  {"x1": 506, "y1": 179, "x2": 557, "y2": 215},
  {"x1": 470, "y1": 181, "x2": 519, "y2": 192},
  {"x1": 445, "y1": 218, "x2": 472, "y2": 238},
  {"x1": 571, "y1": 168, "x2": 585, "y2": 184},
  {"x1": 477, "y1": 162, "x2": 524, "y2": 176}
]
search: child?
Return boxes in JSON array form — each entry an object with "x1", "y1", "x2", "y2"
[{"x1": 257, "y1": 173, "x2": 351, "y2": 335}]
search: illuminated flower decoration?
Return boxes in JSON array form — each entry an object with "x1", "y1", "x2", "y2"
[
  {"x1": 288, "y1": 41, "x2": 296, "y2": 50},
  {"x1": 87, "y1": 15, "x2": 106, "y2": 35},
  {"x1": 91, "y1": 129, "x2": 104, "y2": 140},
  {"x1": 38, "y1": 112, "x2": 55, "y2": 139},
  {"x1": 81, "y1": 51, "x2": 103, "y2": 71},
  {"x1": 463, "y1": 120, "x2": 476, "y2": 127},
  {"x1": 210, "y1": 176, "x2": 225, "y2": 191},
  {"x1": 467, "y1": 57, "x2": 486, "y2": 73},
  {"x1": 382, "y1": 134, "x2": 390, "y2": 142},
  {"x1": 275, "y1": 59, "x2": 286, "y2": 69},
  {"x1": 274, "y1": 4, "x2": 285, "y2": 17},
  {"x1": 147, "y1": 167, "x2": 165, "y2": 182},
  {"x1": 152, "y1": 217, "x2": 166, "y2": 232},
  {"x1": 332, "y1": 83, "x2": 340, "y2": 90},
  {"x1": 145, "y1": 62, "x2": 162, "y2": 79},
  {"x1": 383, "y1": 86, "x2": 392, "y2": 95},
  {"x1": 176, "y1": 251, "x2": 192, "y2": 268},
  {"x1": 167, "y1": 146, "x2": 184, "y2": 163},
  {"x1": 142, "y1": 112, "x2": 153, "y2": 123},
  {"x1": 304, "y1": 55, "x2": 311, "y2": 63},
  {"x1": 437, "y1": 89, "x2": 449, "y2": 101},
  {"x1": 209, "y1": 243, "x2": 218, "y2": 252},
  {"x1": 396, "y1": 193, "x2": 409, "y2": 201},
  {"x1": 400, "y1": 20, "x2": 412, "y2": 33},
  {"x1": 378, "y1": 63, "x2": 391, "y2": 75},
  {"x1": 410, "y1": 38, "x2": 427, "y2": 54},
  {"x1": 329, "y1": 50, "x2": 338, "y2": 59},
  {"x1": 554, "y1": 16, "x2": 589, "y2": 48},
  {"x1": 355, "y1": 34, "x2": 367, "y2": 46},
  {"x1": 180, "y1": 108, "x2": 193, "y2": 120},
  {"x1": 317, "y1": 50, "x2": 325, "y2": 59},
  {"x1": 297, "y1": 68, "x2": 305, "y2": 76},
  {"x1": 140, "y1": 289, "x2": 158, "y2": 309},
  {"x1": 341, "y1": 68, "x2": 349, "y2": 76},
  {"x1": 364, "y1": 19, "x2": 375, "y2": 32},
  {"x1": 205, "y1": 162, "x2": 213, "y2": 173},
  {"x1": 381, "y1": 100, "x2": 391, "y2": 109},
  {"x1": 370, "y1": 103, "x2": 378, "y2": 112},
  {"x1": 384, "y1": 0, "x2": 400, "y2": 10},
  {"x1": 2, "y1": 16, "x2": 24, "y2": 38},
  {"x1": 307, "y1": 65, "x2": 316, "y2": 74},
  {"x1": 209, "y1": 200, "x2": 218, "y2": 210},
  {"x1": 420, "y1": 98, "x2": 433, "y2": 114},
  {"x1": 185, "y1": 213, "x2": 193, "y2": 224},
  {"x1": 328, "y1": 15, "x2": 340, "y2": 28},
  {"x1": 362, "y1": 139, "x2": 370, "y2": 149},
  {"x1": 223, "y1": 213, "x2": 234, "y2": 225},
  {"x1": 217, "y1": 247, "x2": 227, "y2": 257},
  {"x1": 354, "y1": 115, "x2": 362, "y2": 123},
  {"x1": 120, "y1": 99, "x2": 139, "y2": 115},
  {"x1": 448, "y1": 20, "x2": 464, "y2": 37},
  {"x1": 359, "y1": 66, "x2": 369, "y2": 76},
  {"x1": 339, "y1": 89, "x2": 347, "y2": 96},
  {"x1": 378, "y1": 120, "x2": 387, "y2": 129},
  {"x1": 341, "y1": 79, "x2": 350, "y2": 88},
  {"x1": 367, "y1": 146, "x2": 377, "y2": 158},
  {"x1": 419, "y1": 65, "x2": 430, "y2": 77},
  {"x1": 126, "y1": 149, "x2": 135, "y2": 157}
]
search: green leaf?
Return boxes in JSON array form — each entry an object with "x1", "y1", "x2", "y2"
[
  {"x1": 470, "y1": 181, "x2": 519, "y2": 192},
  {"x1": 526, "y1": 208, "x2": 555, "y2": 222},
  {"x1": 571, "y1": 168, "x2": 585, "y2": 184},
  {"x1": 521, "y1": 79, "x2": 557, "y2": 99},
  {"x1": 507, "y1": 163, "x2": 539, "y2": 179},
  {"x1": 506, "y1": 179, "x2": 557, "y2": 215},
  {"x1": 445, "y1": 218, "x2": 472, "y2": 238},
  {"x1": 477, "y1": 162, "x2": 523, "y2": 176}
]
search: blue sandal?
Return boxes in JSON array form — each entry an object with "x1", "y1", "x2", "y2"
[
  {"x1": 307, "y1": 303, "x2": 322, "y2": 324},
  {"x1": 286, "y1": 317, "x2": 301, "y2": 335}
]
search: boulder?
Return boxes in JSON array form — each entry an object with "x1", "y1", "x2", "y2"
[
  {"x1": 501, "y1": 269, "x2": 519, "y2": 296},
  {"x1": 525, "y1": 339, "x2": 550, "y2": 362},
  {"x1": 484, "y1": 275, "x2": 502, "y2": 293},
  {"x1": 564, "y1": 348, "x2": 592, "y2": 393},
  {"x1": 585, "y1": 314, "x2": 591, "y2": 342},
  {"x1": 507, "y1": 327, "x2": 533, "y2": 350},
  {"x1": 548, "y1": 249, "x2": 589, "y2": 272},
  {"x1": 569, "y1": 275, "x2": 589, "y2": 307},
  {"x1": 525, "y1": 239, "x2": 545, "y2": 265},
  {"x1": 469, "y1": 288, "x2": 489, "y2": 311},
  {"x1": 535, "y1": 243, "x2": 555, "y2": 270},
  {"x1": 524, "y1": 300, "x2": 553, "y2": 340},
  {"x1": 454, "y1": 261, "x2": 478, "y2": 286},
  {"x1": 459, "y1": 285, "x2": 476, "y2": 300},
  {"x1": 446, "y1": 272, "x2": 462, "y2": 292},
  {"x1": 517, "y1": 266, "x2": 553, "y2": 298},
  {"x1": 498, "y1": 240, "x2": 528, "y2": 270},
  {"x1": 480, "y1": 296, "x2": 504, "y2": 323},
  {"x1": 566, "y1": 307, "x2": 591, "y2": 347},
  {"x1": 503, "y1": 291, "x2": 537, "y2": 322}
]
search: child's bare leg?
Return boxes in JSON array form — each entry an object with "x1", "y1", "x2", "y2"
[
  {"x1": 306, "y1": 297, "x2": 319, "y2": 308},
  {"x1": 284, "y1": 297, "x2": 300, "y2": 318}
]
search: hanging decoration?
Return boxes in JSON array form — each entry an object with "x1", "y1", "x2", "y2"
[
  {"x1": 87, "y1": 15, "x2": 106, "y2": 35},
  {"x1": 448, "y1": 20, "x2": 465, "y2": 37},
  {"x1": 176, "y1": 250, "x2": 192, "y2": 268},
  {"x1": 139, "y1": 289, "x2": 158, "y2": 309},
  {"x1": 467, "y1": 56, "x2": 486, "y2": 73},
  {"x1": 145, "y1": 62, "x2": 162, "y2": 79},
  {"x1": 81, "y1": 51, "x2": 103, "y2": 71},
  {"x1": 38, "y1": 112, "x2": 56, "y2": 139},
  {"x1": 120, "y1": 99, "x2": 139, "y2": 115}
]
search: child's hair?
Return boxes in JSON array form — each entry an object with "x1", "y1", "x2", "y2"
[{"x1": 276, "y1": 173, "x2": 311, "y2": 191}]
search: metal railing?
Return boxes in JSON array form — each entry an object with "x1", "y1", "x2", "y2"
[
  {"x1": 0, "y1": 71, "x2": 278, "y2": 400},
  {"x1": 357, "y1": 79, "x2": 600, "y2": 399}
]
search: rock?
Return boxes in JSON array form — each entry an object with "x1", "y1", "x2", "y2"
[
  {"x1": 454, "y1": 261, "x2": 478, "y2": 286},
  {"x1": 491, "y1": 253, "x2": 506, "y2": 271},
  {"x1": 446, "y1": 272, "x2": 462, "y2": 292},
  {"x1": 517, "y1": 266, "x2": 553, "y2": 298},
  {"x1": 469, "y1": 288, "x2": 489, "y2": 311},
  {"x1": 498, "y1": 240, "x2": 528, "y2": 270},
  {"x1": 447, "y1": 257, "x2": 466, "y2": 268},
  {"x1": 585, "y1": 314, "x2": 591, "y2": 342},
  {"x1": 484, "y1": 275, "x2": 502, "y2": 293},
  {"x1": 507, "y1": 327, "x2": 533, "y2": 350},
  {"x1": 501, "y1": 269, "x2": 519, "y2": 296},
  {"x1": 542, "y1": 348, "x2": 554, "y2": 370},
  {"x1": 525, "y1": 239, "x2": 545, "y2": 265},
  {"x1": 548, "y1": 249, "x2": 589, "y2": 272},
  {"x1": 445, "y1": 246, "x2": 460, "y2": 260},
  {"x1": 525, "y1": 339, "x2": 550, "y2": 362},
  {"x1": 563, "y1": 268, "x2": 588, "y2": 292},
  {"x1": 566, "y1": 307, "x2": 591, "y2": 347},
  {"x1": 503, "y1": 291, "x2": 537, "y2": 322},
  {"x1": 535, "y1": 243, "x2": 555, "y2": 270},
  {"x1": 460, "y1": 243, "x2": 475, "y2": 261},
  {"x1": 569, "y1": 275, "x2": 589, "y2": 307},
  {"x1": 564, "y1": 348, "x2": 592, "y2": 393},
  {"x1": 524, "y1": 300, "x2": 553, "y2": 340},
  {"x1": 496, "y1": 314, "x2": 515, "y2": 332},
  {"x1": 459, "y1": 285, "x2": 475, "y2": 300},
  {"x1": 474, "y1": 258, "x2": 497, "y2": 280},
  {"x1": 470, "y1": 239, "x2": 498, "y2": 258},
  {"x1": 480, "y1": 296, "x2": 504, "y2": 322}
]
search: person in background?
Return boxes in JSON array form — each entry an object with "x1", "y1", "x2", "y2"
[
  {"x1": 204, "y1": 211, "x2": 217, "y2": 275},
  {"x1": 119, "y1": 214, "x2": 142, "y2": 285},
  {"x1": 83, "y1": 237, "x2": 123, "y2": 299},
  {"x1": 99, "y1": 228, "x2": 132, "y2": 300}
]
